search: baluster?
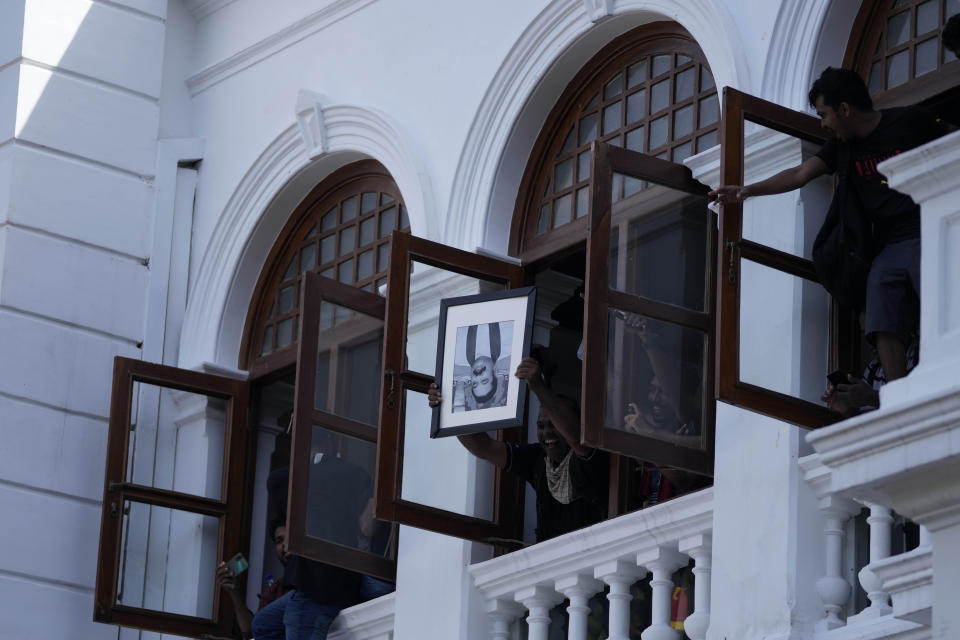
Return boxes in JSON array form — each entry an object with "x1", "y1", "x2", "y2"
[
  {"x1": 815, "y1": 496, "x2": 859, "y2": 630},
  {"x1": 637, "y1": 547, "x2": 686, "y2": 640},
  {"x1": 515, "y1": 584, "x2": 563, "y2": 640},
  {"x1": 678, "y1": 534, "x2": 711, "y2": 640},
  {"x1": 595, "y1": 559, "x2": 643, "y2": 640},
  {"x1": 849, "y1": 502, "x2": 893, "y2": 623},
  {"x1": 487, "y1": 598, "x2": 524, "y2": 640},
  {"x1": 555, "y1": 574, "x2": 603, "y2": 640}
]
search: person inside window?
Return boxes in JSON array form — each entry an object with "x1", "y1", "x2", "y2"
[
  {"x1": 429, "y1": 355, "x2": 609, "y2": 542},
  {"x1": 710, "y1": 67, "x2": 951, "y2": 388}
]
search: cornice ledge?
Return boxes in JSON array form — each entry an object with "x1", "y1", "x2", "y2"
[
  {"x1": 870, "y1": 546, "x2": 932, "y2": 627},
  {"x1": 806, "y1": 615, "x2": 925, "y2": 640},
  {"x1": 469, "y1": 487, "x2": 713, "y2": 600},
  {"x1": 807, "y1": 382, "x2": 960, "y2": 490},
  {"x1": 328, "y1": 592, "x2": 395, "y2": 639},
  {"x1": 186, "y1": 0, "x2": 378, "y2": 95},
  {"x1": 879, "y1": 130, "x2": 960, "y2": 204}
]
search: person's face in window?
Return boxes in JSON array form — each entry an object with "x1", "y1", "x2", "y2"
[
  {"x1": 274, "y1": 525, "x2": 289, "y2": 565},
  {"x1": 536, "y1": 408, "x2": 570, "y2": 463},
  {"x1": 471, "y1": 356, "x2": 496, "y2": 400},
  {"x1": 647, "y1": 377, "x2": 675, "y2": 429},
  {"x1": 814, "y1": 96, "x2": 853, "y2": 141}
]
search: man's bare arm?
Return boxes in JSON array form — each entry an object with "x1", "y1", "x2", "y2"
[
  {"x1": 709, "y1": 156, "x2": 829, "y2": 203},
  {"x1": 428, "y1": 383, "x2": 508, "y2": 468},
  {"x1": 515, "y1": 357, "x2": 591, "y2": 457}
]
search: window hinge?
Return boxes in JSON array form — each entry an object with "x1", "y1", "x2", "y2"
[
  {"x1": 384, "y1": 369, "x2": 396, "y2": 410},
  {"x1": 726, "y1": 240, "x2": 738, "y2": 284}
]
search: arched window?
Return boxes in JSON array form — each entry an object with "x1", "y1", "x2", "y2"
[
  {"x1": 845, "y1": 0, "x2": 960, "y2": 111},
  {"x1": 512, "y1": 22, "x2": 719, "y2": 260},
  {"x1": 242, "y1": 160, "x2": 409, "y2": 371}
]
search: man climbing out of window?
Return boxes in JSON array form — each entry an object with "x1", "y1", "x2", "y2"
[
  {"x1": 710, "y1": 67, "x2": 950, "y2": 387},
  {"x1": 428, "y1": 355, "x2": 609, "y2": 542}
]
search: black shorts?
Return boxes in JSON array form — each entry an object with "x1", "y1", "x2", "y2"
[{"x1": 864, "y1": 237, "x2": 920, "y2": 346}]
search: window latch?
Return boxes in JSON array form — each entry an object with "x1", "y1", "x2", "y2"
[
  {"x1": 384, "y1": 369, "x2": 396, "y2": 410},
  {"x1": 726, "y1": 240, "x2": 738, "y2": 284}
]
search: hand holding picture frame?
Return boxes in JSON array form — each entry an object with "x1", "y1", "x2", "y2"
[{"x1": 431, "y1": 286, "x2": 537, "y2": 438}]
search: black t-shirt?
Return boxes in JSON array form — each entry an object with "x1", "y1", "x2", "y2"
[
  {"x1": 815, "y1": 106, "x2": 948, "y2": 245},
  {"x1": 506, "y1": 443, "x2": 609, "y2": 542}
]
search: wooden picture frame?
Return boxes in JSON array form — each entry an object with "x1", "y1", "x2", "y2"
[{"x1": 431, "y1": 287, "x2": 537, "y2": 438}]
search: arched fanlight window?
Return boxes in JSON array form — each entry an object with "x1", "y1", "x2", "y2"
[
  {"x1": 845, "y1": 0, "x2": 960, "y2": 108},
  {"x1": 512, "y1": 22, "x2": 719, "y2": 259},
  {"x1": 242, "y1": 160, "x2": 409, "y2": 369}
]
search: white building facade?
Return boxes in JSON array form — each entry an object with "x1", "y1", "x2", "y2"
[{"x1": 1, "y1": 1, "x2": 958, "y2": 639}]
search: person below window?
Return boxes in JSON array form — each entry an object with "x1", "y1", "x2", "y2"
[{"x1": 429, "y1": 356, "x2": 609, "y2": 542}]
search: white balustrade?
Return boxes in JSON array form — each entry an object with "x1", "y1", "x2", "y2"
[
  {"x1": 847, "y1": 503, "x2": 894, "y2": 624},
  {"x1": 469, "y1": 487, "x2": 713, "y2": 640},
  {"x1": 328, "y1": 593, "x2": 396, "y2": 640}
]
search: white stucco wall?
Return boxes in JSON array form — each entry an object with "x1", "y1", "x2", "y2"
[{"x1": 0, "y1": 0, "x2": 922, "y2": 638}]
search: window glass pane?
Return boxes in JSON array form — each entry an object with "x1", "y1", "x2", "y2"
[
  {"x1": 886, "y1": 50, "x2": 910, "y2": 87},
  {"x1": 675, "y1": 68, "x2": 696, "y2": 102},
  {"x1": 576, "y1": 187, "x2": 590, "y2": 219},
  {"x1": 626, "y1": 126, "x2": 645, "y2": 152},
  {"x1": 673, "y1": 105, "x2": 694, "y2": 139},
  {"x1": 742, "y1": 126, "x2": 832, "y2": 259},
  {"x1": 554, "y1": 193, "x2": 573, "y2": 227},
  {"x1": 537, "y1": 204, "x2": 550, "y2": 235},
  {"x1": 360, "y1": 217, "x2": 376, "y2": 247},
  {"x1": 672, "y1": 142, "x2": 693, "y2": 164},
  {"x1": 379, "y1": 207, "x2": 397, "y2": 238},
  {"x1": 320, "y1": 235, "x2": 335, "y2": 265},
  {"x1": 401, "y1": 389, "x2": 495, "y2": 519},
  {"x1": 915, "y1": 37, "x2": 938, "y2": 75},
  {"x1": 277, "y1": 318, "x2": 293, "y2": 347},
  {"x1": 303, "y1": 426, "x2": 393, "y2": 560},
  {"x1": 916, "y1": 0, "x2": 938, "y2": 34},
  {"x1": 698, "y1": 96, "x2": 719, "y2": 128},
  {"x1": 868, "y1": 61, "x2": 883, "y2": 93},
  {"x1": 301, "y1": 244, "x2": 316, "y2": 273},
  {"x1": 404, "y1": 261, "x2": 504, "y2": 373},
  {"x1": 338, "y1": 259, "x2": 354, "y2": 284},
  {"x1": 626, "y1": 89, "x2": 647, "y2": 124},
  {"x1": 700, "y1": 68, "x2": 715, "y2": 91},
  {"x1": 650, "y1": 79, "x2": 670, "y2": 114},
  {"x1": 649, "y1": 116, "x2": 669, "y2": 150},
  {"x1": 560, "y1": 127, "x2": 576, "y2": 155},
  {"x1": 579, "y1": 113, "x2": 600, "y2": 145},
  {"x1": 609, "y1": 177, "x2": 710, "y2": 311},
  {"x1": 378, "y1": 243, "x2": 391, "y2": 271},
  {"x1": 603, "y1": 72, "x2": 623, "y2": 100},
  {"x1": 604, "y1": 313, "x2": 707, "y2": 449},
  {"x1": 380, "y1": 193, "x2": 395, "y2": 205},
  {"x1": 279, "y1": 285, "x2": 296, "y2": 315},
  {"x1": 603, "y1": 102, "x2": 622, "y2": 135},
  {"x1": 341, "y1": 196, "x2": 358, "y2": 223},
  {"x1": 117, "y1": 502, "x2": 220, "y2": 619},
  {"x1": 652, "y1": 54, "x2": 671, "y2": 77},
  {"x1": 283, "y1": 257, "x2": 296, "y2": 281},
  {"x1": 357, "y1": 250, "x2": 375, "y2": 281},
  {"x1": 739, "y1": 259, "x2": 830, "y2": 404},
  {"x1": 261, "y1": 325, "x2": 274, "y2": 355},
  {"x1": 627, "y1": 59, "x2": 648, "y2": 87},
  {"x1": 321, "y1": 208, "x2": 337, "y2": 231},
  {"x1": 399, "y1": 205, "x2": 409, "y2": 230},
  {"x1": 577, "y1": 151, "x2": 591, "y2": 182},
  {"x1": 887, "y1": 11, "x2": 911, "y2": 47},
  {"x1": 555, "y1": 158, "x2": 574, "y2": 191},
  {"x1": 361, "y1": 192, "x2": 378, "y2": 214},
  {"x1": 339, "y1": 227, "x2": 356, "y2": 257},
  {"x1": 305, "y1": 224, "x2": 318, "y2": 240},
  {"x1": 126, "y1": 384, "x2": 226, "y2": 500},
  {"x1": 696, "y1": 130, "x2": 718, "y2": 152}
]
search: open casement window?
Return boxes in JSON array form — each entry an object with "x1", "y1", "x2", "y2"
[
  {"x1": 287, "y1": 271, "x2": 396, "y2": 581},
  {"x1": 375, "y1": 231, "x2": 528, "y2": 545},
  {"x1": 95, "y1": 357, "x2": 249, "y2": 638},
  {"x1": 716, "y1": 88, "x2": 855, "y2": 429},
  {"x1": 584, "y1": 141, "x2": 716, "y2": 475}
]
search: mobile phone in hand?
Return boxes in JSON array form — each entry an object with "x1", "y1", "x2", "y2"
[
  {"x1": 225, "y1": 553, "x2": 249, "y2": 576},
  {"x1": 826, "y1": 370, "x2": 849, "y2": 387}
]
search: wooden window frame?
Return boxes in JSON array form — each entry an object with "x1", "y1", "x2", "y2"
[
  {"x1": 287, "y1": 271, "x2": 396, "y2": 582},
  {"x1": 716, "y1": 87, "x2": 854, "y2": 429},
  {"x1": 583, "y1": 140, "x2": 716, "y2": 475},
  {"x1": 375, "y1": 231, "x2": 527, "y2": 545},
  {"x1": 94, "y1": 357, "x2": 250, "y2": 638}
]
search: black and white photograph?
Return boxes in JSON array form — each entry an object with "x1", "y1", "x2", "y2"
[{"x1": 431, "y1": 287, "x2": 536, "y2": 437}]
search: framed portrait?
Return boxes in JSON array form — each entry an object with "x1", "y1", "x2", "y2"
[{"x1": 431, "y1": 286, "x2": 537, "y2": 437}]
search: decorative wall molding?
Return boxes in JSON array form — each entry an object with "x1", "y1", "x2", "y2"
[
  {"x1": 295, "y1": 89, "x2": 328, "y2": 160},
  {"x1": 446, "y1": 0, "x2": 751, "y2": 253},
  {"x1": 583, "y1": 0, "x2": 614, "y2": 22},
  {"x1": 179, "y1": 102, "x2": 435, "y2": 368},
  {"x1": 183, "y1": 0, "x2": 239, "y2": 21},
  {"x1": 186, "y1": 0, "x2": 378, "y2": 95}
]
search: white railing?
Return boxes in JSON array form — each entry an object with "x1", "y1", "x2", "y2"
[
  {"x1": 800, "y1": 455, "x2": 931, "y2": 639},
  {"x1": 328, "y1": 593, "x2": 395, "y2": 640},
  {"x1": 469, "y1": 487, "x2": 714, "y2": 640}
]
